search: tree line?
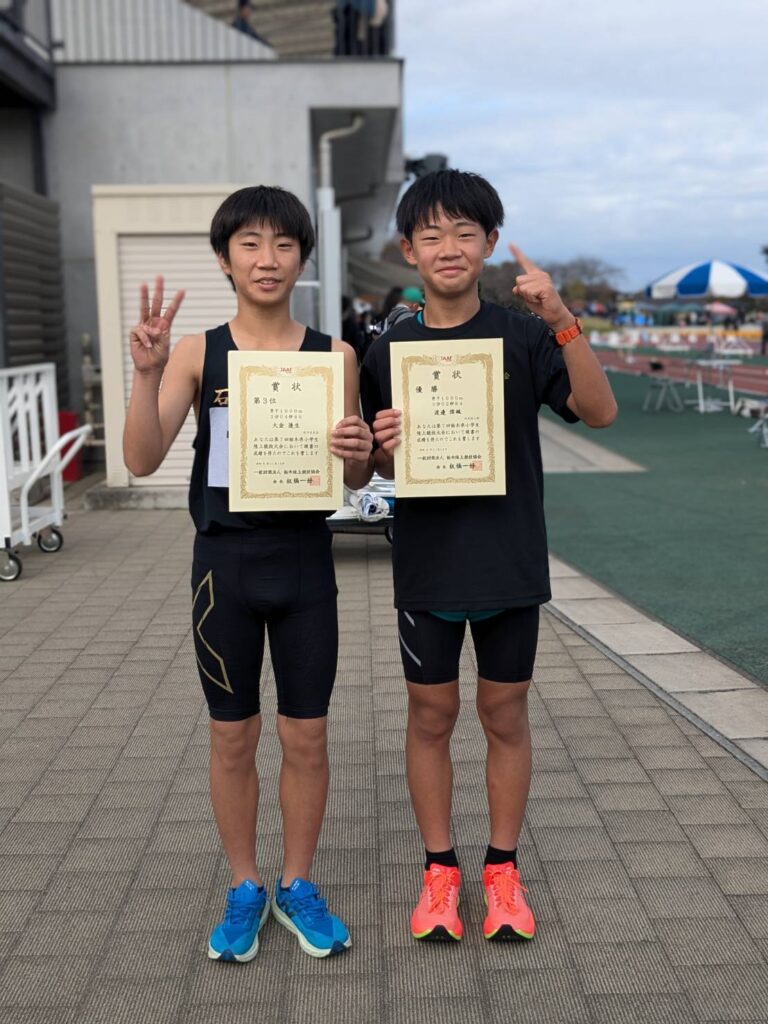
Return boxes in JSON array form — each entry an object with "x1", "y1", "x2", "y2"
[{"x1": 380, "y1": 238, "x2": 623, "y2": 308}]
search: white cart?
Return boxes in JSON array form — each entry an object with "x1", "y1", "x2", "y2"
[{"x1": 0, "y1": 364, "x2": 92, "y2": 581}]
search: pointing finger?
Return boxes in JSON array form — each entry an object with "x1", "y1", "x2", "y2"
[
  {"x1": 508, "y1": 243, "x2": 539, "y2": 274},
  {"x1": 150, "y1": 275, "x2": 164, "y2": 319}
]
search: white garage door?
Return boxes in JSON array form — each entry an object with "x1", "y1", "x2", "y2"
[{"x1": 119, "y1": 234, "x2": 237, "y2": 488}]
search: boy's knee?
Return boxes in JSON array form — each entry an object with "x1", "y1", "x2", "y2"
[
  {"x1": 477, "y1": 681, "x2": 530, "y2": 742},
  {"x1": 408, "y1": 690, "x2": 459, "y2": 743},
  {"x1": 210, "y1": 716, "x2": 260, "y2": 769},
  {"x1": 277, "y1": 715, "x2": 328, "y2": 767}
]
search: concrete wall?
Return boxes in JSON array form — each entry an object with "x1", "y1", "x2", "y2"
[
  {"x1": 43, "y1": 59, "x2": 401, "y2": 412},
  {"x1": 0, "y1": 109, "x2": 38, "y2": 191}
]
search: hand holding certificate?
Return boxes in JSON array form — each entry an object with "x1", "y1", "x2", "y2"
[
  {"x1": 228, "y1": 350, "x2": 344, "y2": 511},
  {"x1": 390, "y1": 338, "x2": 506, "y2": 498}
]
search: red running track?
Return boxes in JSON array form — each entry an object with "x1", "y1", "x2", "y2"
[{"x1": 595, "y1": 349, "x2": 768, "y2": 398}]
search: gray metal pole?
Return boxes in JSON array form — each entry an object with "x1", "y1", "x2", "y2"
[{"x1": 316, "y1": 116, "x2": 365, "y2": 337}]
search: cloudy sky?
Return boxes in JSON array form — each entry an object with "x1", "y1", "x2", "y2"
[{"x1": 396, "y1": 0, "x2": 768, "y2": 290}]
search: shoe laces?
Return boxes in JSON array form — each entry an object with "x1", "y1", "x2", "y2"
[
  {"x1": 488, "y1": 864, "x2": 527, "y2": 911},
  {"x1": 225, "y1": 890, "x2": 259, "y2": 929},
  {"x1": 425, "y1": 866, "x2": 458, "y2": 913},
  {"x1": 292, "y1": 887, "x2": 330, "y2": 925}
]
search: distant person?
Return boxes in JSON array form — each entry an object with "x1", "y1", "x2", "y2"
[
  {"x1": 761, "y1": 313, "x2": 768, "y2": 356},
  {"x1": 341, "y1": 294, "x2": 365, "y2": 361},
  {"x1": 380, "y1": 286, "x2": 404, "y2": 320},
  {"x1": 369, "y1": 286, "x2": 423, "y2": 349},
  {"x1": 400, "y1": 286, "x2": 424, "y2": 312},
  {"x1": 231, "y1": 1, "x2": 270, "y2": 47},
  {"x1": 334, "y1": 0, "x2": 362, "y2": 55},
  {"x1": 367, "y1": 0, "x2": 390, "y2": 55},
  {"x1": 380, "y1": 285, "x2": 423, "y2": 321},
  {"x1": 333, "y1": 0, "x2": 389, "y2": 56}
]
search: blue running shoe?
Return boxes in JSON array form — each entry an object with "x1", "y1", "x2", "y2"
[
  {"x1": 271, "y1": 877, "x2": 351, "y2": 958},
  {"x1": 208, "y1": 879, "x2": 269, "y2": 962}
]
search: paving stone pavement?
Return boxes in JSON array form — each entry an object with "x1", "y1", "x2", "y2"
[{"x1": 0, "y1": 509, "x2": 767, "y2": 1024}]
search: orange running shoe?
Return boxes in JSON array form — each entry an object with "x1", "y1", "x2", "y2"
[
  {"x1": 410, "y1": 864, "x2": 463, "y2": 942},
  {"x1": 482, "y1": 862, "x2": 535, "y2": 941}
]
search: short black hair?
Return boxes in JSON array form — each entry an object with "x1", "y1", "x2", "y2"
[
  {"x1": 396, "y1": 169, "x2": 504, "y2": 241},
  {"x1": 210, "y1": 186, "x2": 315, "y2": 269}
]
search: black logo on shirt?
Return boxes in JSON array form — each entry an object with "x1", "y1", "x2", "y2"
[{"x1": 212, "y1": 388, "x2": 229, "y2": 407}]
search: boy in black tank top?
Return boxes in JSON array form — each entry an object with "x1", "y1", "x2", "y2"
[{"x1": 124, "y1": 187, "x2": 373, "y2": 962}]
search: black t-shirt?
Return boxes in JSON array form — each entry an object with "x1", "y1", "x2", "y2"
[{"x1": 360, "y1": 301, "x2": 578, "y2": 610}]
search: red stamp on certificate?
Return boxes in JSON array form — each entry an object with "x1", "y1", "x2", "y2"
[
  {"x1": 309, "y1": 475, "x2": 321, "y2": 487},
  {"x1": 470, "y1": 460, "x2": 483, "y2": 472}
]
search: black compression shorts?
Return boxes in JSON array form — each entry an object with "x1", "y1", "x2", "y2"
[
  {"x1": 191, "y1": 528, "x2": 338, "y2": 720},
  {"x1": 397, "y1": 606, "x2": 539, "y2": 685}
]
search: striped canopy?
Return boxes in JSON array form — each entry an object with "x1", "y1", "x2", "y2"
[{"x1": 647, "y1": 260, "x2": 768, "y2": 300}]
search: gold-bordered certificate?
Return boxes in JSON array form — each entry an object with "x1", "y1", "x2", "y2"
[
  {"x1": 227, "y1": 350, "x2": 344, "y2": 511},
  {"x1": 391, "y1": 338, "x2": 506, "y2": 498}
]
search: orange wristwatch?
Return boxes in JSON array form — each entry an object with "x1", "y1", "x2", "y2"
[{"x1": 554, "y1": 317, "x2": 582, "y2": 346}]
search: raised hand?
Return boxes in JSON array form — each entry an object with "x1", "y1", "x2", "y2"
[
  {"x1": 508, "y1": 244, "x2": 574, "y2": 333},
  {"x1": 129, "y1": 275, "x2": 186, "y2": 376},
  {"x1": 331, "y1": 415, "x2": 373, "y2": 464}
]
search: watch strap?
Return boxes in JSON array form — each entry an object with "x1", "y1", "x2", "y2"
[{"x1": 554, "y1": 317, "x2": 582, "y2": 346}]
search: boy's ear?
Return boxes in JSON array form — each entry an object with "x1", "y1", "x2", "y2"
[
  {"x1": 217, "y1": 251, "x2": 232, "y2": 278},
  {"x1": 400, "y1": 236, "x2": 418, "y2": 267},
  {"x1": 484, "y1": 229, "x2": 500, "y2": 259}
]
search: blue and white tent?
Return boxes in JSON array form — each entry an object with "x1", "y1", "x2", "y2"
[{"x1": 647, "y1": 260, "x2": 768, "y2": 300}]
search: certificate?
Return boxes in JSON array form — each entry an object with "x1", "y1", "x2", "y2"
[
  {"x1": 228, "y1": 350, "x2": 344, "y2": 511},
  {"x1": 391, "y1": 338, "x2": 506, "y2": 498}
]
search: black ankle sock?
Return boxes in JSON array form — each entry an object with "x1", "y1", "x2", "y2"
[
  {"x1": 425, "y1": 847, "x2": 459, "y2": 871},
  {"x1": 484, "y1": 845, "x2": 517, "y2": 868}
]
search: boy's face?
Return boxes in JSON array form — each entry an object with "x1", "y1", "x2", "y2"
[
  {"x1": 400, "y1": 207, "x2": 498, "y2": 299},
  {"x1": 219, "y1": 221, "x2": 304, "y2": 306}
]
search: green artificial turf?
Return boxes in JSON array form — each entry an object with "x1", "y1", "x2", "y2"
[{"x1": 543, "y1": 372, "x2": 768, "y2": 683}]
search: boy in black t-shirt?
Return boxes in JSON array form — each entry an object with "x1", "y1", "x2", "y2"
[{"x1": 360, "y1": 170, "x2": 617, "y2": 942}]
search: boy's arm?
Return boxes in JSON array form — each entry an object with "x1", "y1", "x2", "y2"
[
  {"x1": 510, "y1": 244, "x2": 618, "y2": 428},
  {"x1": 331, "y1": 341, "x2": 374, "y2": 490},
  {"x1": 561, "y1": 338, "x2": 617, "y2": 426},
  {"x1": 122, "y1": 277, "x2": 199, "y2": 476},
  {"x1": 371, "y1": 411, "x2": 400, "y2": 479},
  {"x1": 123, "y1": 335, "x2": 201, "y2": 476}
]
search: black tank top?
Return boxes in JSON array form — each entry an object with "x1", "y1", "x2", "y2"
[{"x1": 189, "y1": 322, "x2": 335, "y2": 534}]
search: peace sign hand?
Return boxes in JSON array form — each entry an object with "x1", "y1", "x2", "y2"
[
  {"x1": 129, "y1": 276, "x2": 186, "y2": 376},
  {"x1": 509, "y1": 244, "x2": 574, "y2": 333}
]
